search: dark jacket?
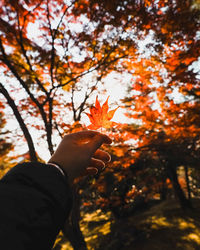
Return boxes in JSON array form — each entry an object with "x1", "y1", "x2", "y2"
[{"x1": 0, "y1": 162, "x2": 73, "y2": 250}]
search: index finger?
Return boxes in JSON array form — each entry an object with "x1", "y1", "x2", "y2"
[
  {"x1": 87, "y1": 132, "x2": 112, "y2": 155},
  {"x1": 71, "y1": 130, "x2": 112, "y2": 145}
]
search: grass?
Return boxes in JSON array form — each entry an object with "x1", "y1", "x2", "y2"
[{"x1": 54, "y1": 198, "x2": 200, "y2": 250}]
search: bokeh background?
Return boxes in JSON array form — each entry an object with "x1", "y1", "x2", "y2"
[{"x1": 0, "y1": 0, "x2": 200, "y2": 249}]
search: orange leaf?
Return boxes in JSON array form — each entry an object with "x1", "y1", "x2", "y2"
[{"x1": 86, "y1": 96, "x2": 118, "y2": 130}]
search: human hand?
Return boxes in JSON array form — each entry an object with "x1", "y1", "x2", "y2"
[{"x1": 48, "y1": 130, "x2": 112, "y2": 183}]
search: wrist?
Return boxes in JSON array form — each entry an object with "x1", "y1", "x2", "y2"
[
  {"x1": 47, "y1": 161, "x2": 74, "y2": 185},
  {"x1": 47, "y1": 162, "x2": 65, "y2": 177}
]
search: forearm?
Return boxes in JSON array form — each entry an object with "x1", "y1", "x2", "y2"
[{"x1": 0, "y1": 162, "x2": 73, "y2": 250}]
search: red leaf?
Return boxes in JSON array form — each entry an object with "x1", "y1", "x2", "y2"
[{"x1": 86, "y1": 96, "x2": 118, "y2": 130}]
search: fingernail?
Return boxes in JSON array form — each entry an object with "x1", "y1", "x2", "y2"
[
  {"x1": 94, "y1": 168, "x2": 98, "y2": 174},
  {"x1": 107, "y1": 155, "x2": 111, "y2": 162}
]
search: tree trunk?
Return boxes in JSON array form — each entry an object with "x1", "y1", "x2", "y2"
[
  {"x1": 184, "y1": 166, "x2": 191, "y2": 200},
  {"x1": 0, "y1": 82, "x2": 37, "y2": 161},
  {"x1": 63, "y1": 189, "x2": 87, "y2": 250},
  {"x1": 160, "y1": 182, "x2": 167, "y2": 201},
  {"x1": 168, "y1": 165, "x2": 192, "y2": 209}
]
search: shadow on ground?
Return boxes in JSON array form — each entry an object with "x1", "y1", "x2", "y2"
[
  {"x1": 53, "y1": 198, "x2": 200, "y2": 250},
  {"x1": 96, "y1": 199, "x2": 200, "y2": 250}
]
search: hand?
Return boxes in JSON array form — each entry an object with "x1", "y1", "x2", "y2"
[{"x1": 48, "y1": 130, "x2": 112, "y2": 183}]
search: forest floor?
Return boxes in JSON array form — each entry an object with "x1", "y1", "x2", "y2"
[{"x1": 54, "y1": 198, "x2": 200, "y2": 250}]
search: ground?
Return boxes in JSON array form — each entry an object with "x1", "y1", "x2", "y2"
[{"x1": 53, "y1": 198, "x2": 200, "y2": 250}]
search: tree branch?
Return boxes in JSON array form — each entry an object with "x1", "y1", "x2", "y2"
[{"x1": 0, "y1": 82, "x2": 37, "y2": 161}]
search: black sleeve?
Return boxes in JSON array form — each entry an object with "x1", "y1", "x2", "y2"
[{"x1": 0, "y1": 162, "x2": 73, "y2": 250}]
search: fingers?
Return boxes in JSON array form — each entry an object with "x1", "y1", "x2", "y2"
[
  {"x1": 87, "y1": 133, "x2": 112, "y2": 155},
  {"x1": 65, "y1": 131, "x2": 112, "y2": 157},
  {"x1": 93, "y1": 132, "x2": 112, "y2": 145},
  {"x1": 84, "y1": 167, "x2": 98, "y2": 175},
  {"x1": 82, "y1": 157, "x2": 106, "y2": 176},
  {"x1": 93, "y1": 149, "x2": 111, "y2": 163},
  {"x1": 61, "y1": 130, "x2": 112, "y2": 179},
  {"x1": 69, "y1": 130, "x2": 110, "y2": 141},
  {"x1": 89, "y1": 158, "x2": 105, "y2": 170}
]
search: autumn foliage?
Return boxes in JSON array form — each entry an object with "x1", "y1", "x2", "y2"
[{"x1": 0, "y1": 0, "x2": 200, "y2": 249}]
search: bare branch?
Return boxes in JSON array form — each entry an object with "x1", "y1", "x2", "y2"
[{"x1": 0, "y1": 82, "x2": 37, "y2": 161}]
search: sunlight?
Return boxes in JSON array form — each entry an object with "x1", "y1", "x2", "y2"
[
  {"x1": 79, "y1": 210, "x2": 113, "y2": 249},
  {"x1": 82, "y1": 209, "x2": 112, "y2": 222},
  {"x1": 98, "y1": 221, "x2": 111, "y2": 235},
  {"x1": 182, "y1": 233, "x2": 200, "y2": 245},
  {"x1": 177, "y1": 219, "x2": 195, "y2": 230},
  {"x1": 150, "y1": 216, "x2": 172, "y2": 229},
  {"x1": 85, "y1": 234, "x2": 98, "y2": 242}
]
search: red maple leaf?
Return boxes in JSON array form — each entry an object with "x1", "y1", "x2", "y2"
[{"x1": 86, "y1": 96, "x2": 118, "y2": 130}]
